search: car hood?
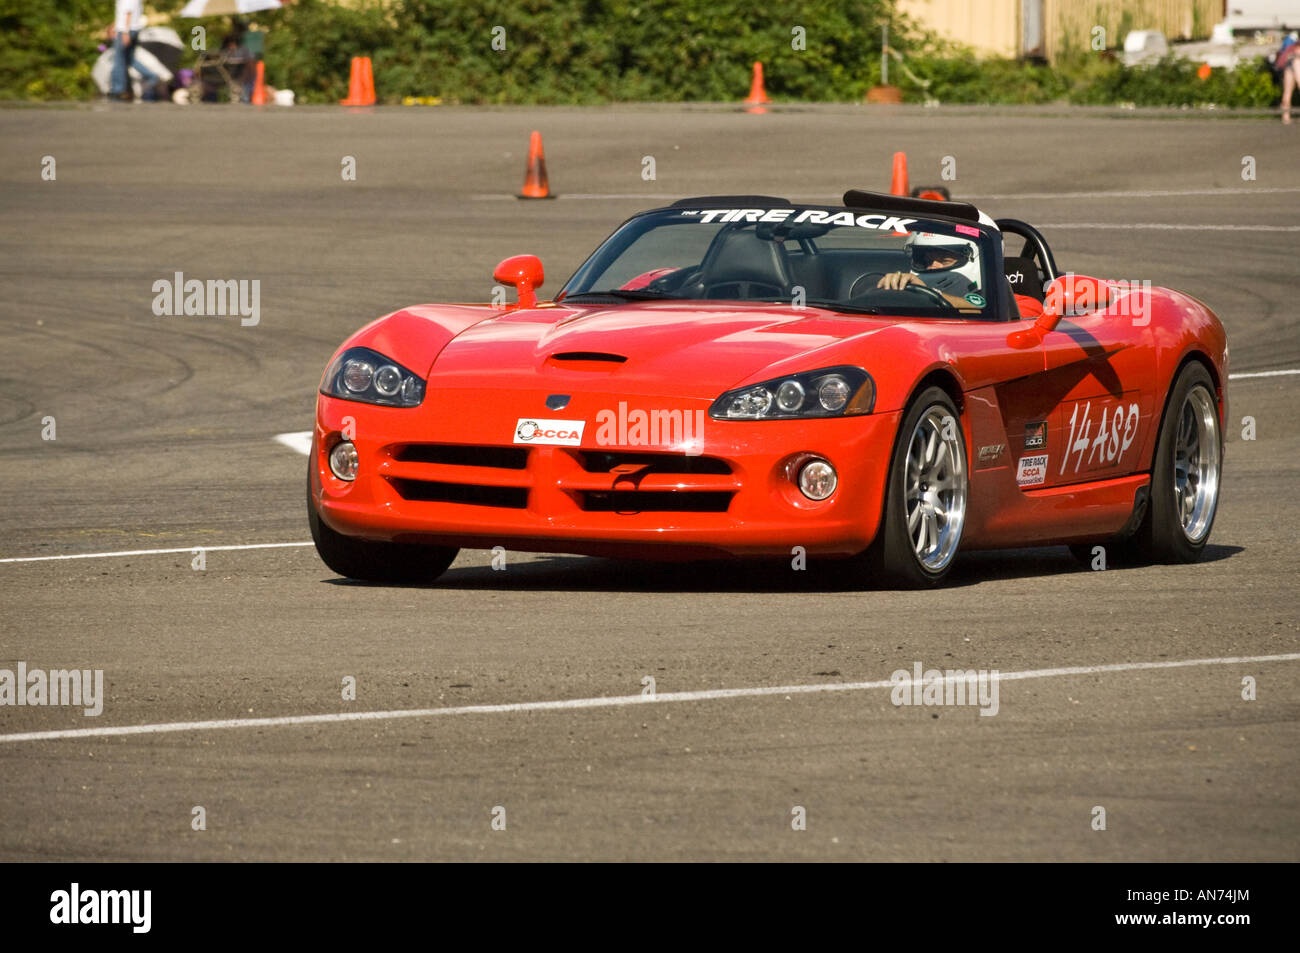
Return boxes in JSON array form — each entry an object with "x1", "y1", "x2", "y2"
[{"x1": 425, "y1": 302, "x2": 896, "y2": 399}]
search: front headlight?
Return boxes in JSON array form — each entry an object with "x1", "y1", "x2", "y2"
[
  {"x1": 320, "y1": 347, "x2": 426, "y2": 407},
  {"x1": 710, "y1": 366, "x2": 874, "y2": 420}
]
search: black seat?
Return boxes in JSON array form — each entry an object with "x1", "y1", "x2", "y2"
[
  {"x1": 1003, "y1": 257, "x2": 1044, "y2": 302},
  {"x1": 696, "y1": 229, "x2": 791, "y2": 299}
]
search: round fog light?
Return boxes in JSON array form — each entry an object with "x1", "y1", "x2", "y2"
[
  {"x1": 329, "y1": 440, "x2": 358, "y2": 481},
  {"x1": 798, "y1": 459, "x2": 837, "y2": 501}
]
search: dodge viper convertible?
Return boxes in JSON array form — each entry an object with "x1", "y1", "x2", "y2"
[{"x1": 308, "y1": 190, "x2": 1226, "y2": 587}]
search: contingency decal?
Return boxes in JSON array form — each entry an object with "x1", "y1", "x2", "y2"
[
  {"x1": 680, "y1": 209, "x2": 917, "y2": 231},
  {"x1": 1060, "y1": 400, "x2": 1140, "y2": 475},
  {"x1": 1016, "y1": 455, "x2": 1049, "y2": 487},
  {"x1": 1023, "y1": 420, "x2": 1047, "y2": 451},
  {"x1": 514, "y1": 418, "x2": 585, "y2": 446}
]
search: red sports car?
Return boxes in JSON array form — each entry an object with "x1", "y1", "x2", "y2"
[{"x1": 308, "y1": 190, "x2": 1226, "y2": 587}]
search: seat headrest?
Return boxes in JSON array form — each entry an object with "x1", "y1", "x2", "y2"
[{"x1": 704, "y1": 229, "x2": 790, "y2": 290}]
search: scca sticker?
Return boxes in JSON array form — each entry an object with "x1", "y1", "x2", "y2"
[
  {"x1": 1016, "y1": 454, "x2": 1049, "y2": 487},
  {"x1": 681, "y1": 208, "x2": 917, "y2": 232},
  {"x1": 514, "y1": 418, "x2": 585, "y2": 446}
]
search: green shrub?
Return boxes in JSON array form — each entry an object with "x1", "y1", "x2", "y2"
[
  {"x1": 902, "y1": 49, "x2": 1281, "y2": 109},
  {"x1": 0, "y1": 0, "x2": 1284, "y2": 108},
  {"x1": 0, "y1": 0, "x2": 112, "y2": 100}
]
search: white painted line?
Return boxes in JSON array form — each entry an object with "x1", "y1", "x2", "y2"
[
  {"x1": 1228, "y1": 369, "x2": 1300, "y2": 380},
  {"x1": 274, "y1": 431, "x2": 313, "y2": 456},
  {"x1": 0, "y1": 542, "x2": 313, "y2": 564},
  {"x1": 1037, "y1": 223, "x2": 1300, "y2": 231},
  {"x1": 966, "y1": 186, "x2": 1300, "y2": 201},
  {"x1": 2, "y1": 652, "x2": 1295, "y2": 745},
  {"x1": 474, "y1": 187, "x2": 1300, "y2": 203}
]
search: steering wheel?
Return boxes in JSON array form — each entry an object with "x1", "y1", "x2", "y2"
[{"x1": 848, "y1": 272, "x2": 956, "y2": 311}]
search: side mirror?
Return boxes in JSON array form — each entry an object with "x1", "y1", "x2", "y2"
[
  {"x1": 1039, "y1": 273, "x2": 1109, "y2": 331},
  {"x1": 1008, "y1": 273, "x2": 1109, "y2": 348},
  {"x1": 493, "y1": 255, "x2": 544, "y2": 309}
]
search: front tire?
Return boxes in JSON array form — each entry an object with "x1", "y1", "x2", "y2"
[
  {"x1": 308, "y1": 486, "x2": 459, "y2": 584},
  {"x1": 865, "y1": 387, "x2": 969, "y2": 588}
]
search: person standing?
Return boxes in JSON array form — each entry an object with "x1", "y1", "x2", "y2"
[
  {"x1": 1278, "y1": 34, "x2": 1300, "y2": 125},
  {"x1": 109, "y1": 0, "x2": 158, "y2": 102}
]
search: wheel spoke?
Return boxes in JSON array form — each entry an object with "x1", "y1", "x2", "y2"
[{"x1": 932, "y1": 439, "x2": 948, "y2": 474}]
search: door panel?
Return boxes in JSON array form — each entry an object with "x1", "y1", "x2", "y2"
[{"x1": 1033, "y1": 311, "x2": 1157, "y2": 488}]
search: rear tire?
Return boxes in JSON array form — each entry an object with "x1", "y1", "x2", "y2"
[
  {"x1": 859, "y1": 387, "x2": 968, "y2": 588},
  {"x1": 1133, "y1": 361, "x2": 1222, "y2": 563},
  {"x1": 308, "y1": 486, "x2": 458, "y2": 584}
]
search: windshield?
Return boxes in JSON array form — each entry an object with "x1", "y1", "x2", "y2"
[{"x1": 560, "y1": 206, "x2": 997, "y2": 316}]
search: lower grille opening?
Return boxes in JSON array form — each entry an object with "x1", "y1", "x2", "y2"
[
  {"x1": 393, "y1": 444, "x2": 528, "y2": 469},
  {"x1": 390, "y1": 479, "x2": 528, "y2": 508},
  {"x1": 577, "y1": 451, "x2": 731, "y2": 475},
  {"x1": 579, "y1": 490, "x2": 733, "y2": 513}
]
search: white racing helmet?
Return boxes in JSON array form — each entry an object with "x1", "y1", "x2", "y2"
[{"x1": 905, "y1": 231, "x2": 982, "y2": 293}]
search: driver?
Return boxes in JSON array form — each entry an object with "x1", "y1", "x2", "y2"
[{"x1": 876, "y1": 232, "x2": 983, "y2": 310}]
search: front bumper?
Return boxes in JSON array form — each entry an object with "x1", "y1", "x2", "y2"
[{"x1": 311, "y1": 391, "x2": 900, "y2": 559}]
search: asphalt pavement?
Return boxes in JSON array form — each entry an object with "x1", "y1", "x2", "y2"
[{"x1": 0, "y1": 103, "x2": 1296, "y2": 860}]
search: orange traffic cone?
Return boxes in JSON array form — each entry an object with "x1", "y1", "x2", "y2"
[
  {"x1": 744, "y1": 61, "x2": 769, "y2": 113},
  {"x1": 341, "y1": 56, "x2": 375, "y2": 106},
  {"x1": 517, "y1": 131, "x2": 555, "y2": 199},
  {"x1": 359, "y1": 56, "x2": 376, "y2": 105},
  {"x1": 889, "y1": 151, "x2": 909, "y2": 196},
  {"x1": 250, "y1": 60, "x2": 267, "y2": 106}
]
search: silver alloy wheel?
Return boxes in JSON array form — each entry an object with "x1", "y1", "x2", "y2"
[
  {"x1": 904, "y1": 405, "x2": 967, "y2": 571},
  {"x1": 1173, "y1": 384, "x2": 1220, "y2": 543}
]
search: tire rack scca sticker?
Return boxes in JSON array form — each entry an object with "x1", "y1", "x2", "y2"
[
  {"x1": 1017, "y1": 455, "x2": 1049, "y2": 487},
  {"x1": 514, "y1": 418, "x2": 586, "y2": 446},
  {"x1": 680, "y1": 208, "x2": 918, "y2": 231}
]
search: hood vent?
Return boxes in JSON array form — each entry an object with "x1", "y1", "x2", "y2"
[{"x1": 549, "y1": 351, "x2": 627, "y2": 363}]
